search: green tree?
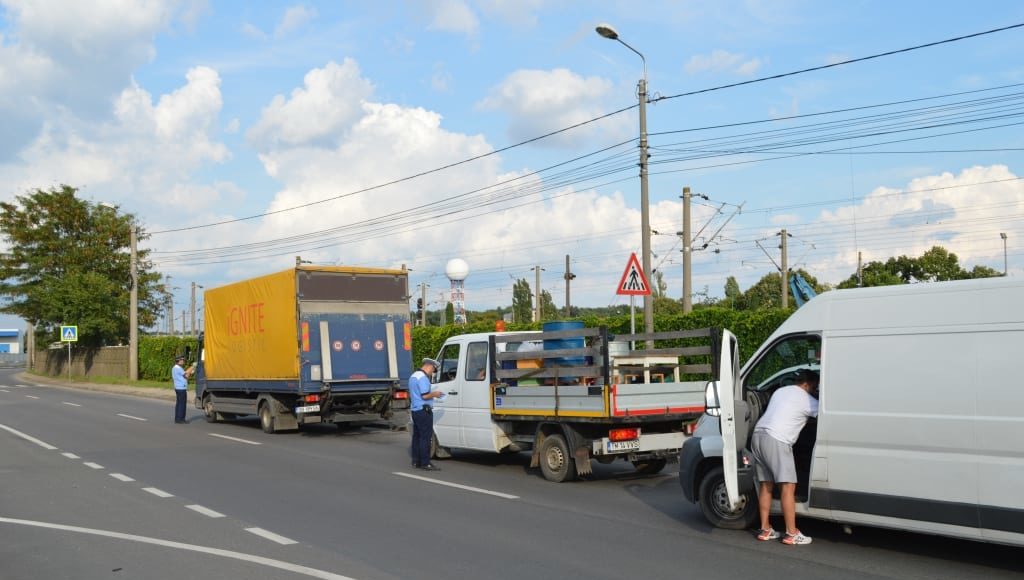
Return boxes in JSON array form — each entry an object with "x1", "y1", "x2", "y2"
[
  {"x1": 0, "y1": 186, "x2": 166, "y2": 346},
  {"x1": 652, "y1": 270, "x2": 668, "y2": 299},
  {"x1": 724, "y1": 276, "x2": 742, "y2": 309},
  {"x1": 838, "y1": 246, "x2": 1003, "y2": 288},
  {"x1": 540, "y1": 290, "x2": 558, "y2": 321},
  {"x1": 512, "y1": 278, "x2": 532, "y2": 323}
]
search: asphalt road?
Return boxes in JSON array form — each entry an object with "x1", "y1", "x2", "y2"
[{"x1": 1, "y1": 368, "x2": 1021, "y2": 580}]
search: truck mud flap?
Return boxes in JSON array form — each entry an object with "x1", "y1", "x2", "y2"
[{"x1": 530, "y1": 424, "x2": 593, "y2": 477}]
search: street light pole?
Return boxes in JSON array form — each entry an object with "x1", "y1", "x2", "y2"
[
  {"x1": 597, "y1": 23, "x2": 654, "y2": 342},
  {"x1": 1000, "y1": 232, "x2": 1008, "y2": 275},
  {"x1": 129, "y1": 227, "x2": 138, "y2": 381}
]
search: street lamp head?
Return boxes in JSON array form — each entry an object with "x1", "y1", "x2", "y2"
[
  {"x1": 1000, "y1": 232, "x2": 1007, "y2": 240},
  {"x1": 595, "y1": 23, "x2": 619, "y2": 40}
]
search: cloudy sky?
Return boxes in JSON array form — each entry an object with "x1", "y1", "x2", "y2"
[{"x1": 1, "y1": 0, "x2": 1023, "y2": 331}]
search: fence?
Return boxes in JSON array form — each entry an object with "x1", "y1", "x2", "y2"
[
  {"x1": 33, "y1": 346, "x2": 128, "y2": 379},
  {"x1": 0, "y1": 353, "x2": 27, "y2": 368}
]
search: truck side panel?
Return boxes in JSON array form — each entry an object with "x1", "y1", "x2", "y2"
[{"x1": 204, "y1": 269, "x2": 299, "y2": 380}]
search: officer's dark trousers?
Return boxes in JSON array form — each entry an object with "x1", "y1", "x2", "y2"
[
  {"x1": 411, "y1": 408, "x2": 432, "y2": 467},
  {"x1": 175, "y1": 389, "x2": 187, "y2": 422}
]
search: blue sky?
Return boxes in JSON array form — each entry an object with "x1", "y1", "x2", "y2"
[{"x1": 1, "y1": 0, "x2": 1023, "y2": 333}]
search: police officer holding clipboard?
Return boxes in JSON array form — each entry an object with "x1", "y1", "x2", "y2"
[{"x1": 409, "y1": 358, "x2": 444, "y2": 471}]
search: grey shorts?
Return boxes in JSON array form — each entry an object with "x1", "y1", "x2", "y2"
[{"x1": 751, "y1": 431, "x2": 797, "y2": 484}]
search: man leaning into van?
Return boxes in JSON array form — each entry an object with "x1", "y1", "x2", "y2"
[{"x1": 751, "y1": 369, "x2": 819, "y2": 545}]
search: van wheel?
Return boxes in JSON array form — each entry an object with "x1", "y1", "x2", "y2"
[
  {"x1": 539, "y1": 434, "x2": 576, "y2": 483},
  {"x1": 259, "y1": 402, "x2": 276, "y2": 434},
  {"x1": 632, "y1": 458, "x2": 668, "y2": 475},
  {"x1": 698, "y1": 465, "x2": 757, "y2": 529},
  {"x1": 202, "y1": 395, "x2": 221, "y2": 423}
]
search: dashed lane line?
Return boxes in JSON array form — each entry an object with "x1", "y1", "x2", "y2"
[
  {"x1": 245, "y1": 527, "x2": 298, "y2": 545},
  {"x1": 0, "y1": 517, "x2": 356, "y2": 580},
  {"x1": 109, "y1": 473, "x2": 135, "y2": 482},
  {"x1": 185, "y1": 504, "x2": 226, "y2": 519},
  {"x1": 0, "y1": 389, "x2": 9, "y2": 393},
  {"x1": 208, "y1": 433, "x2": 261, "y2": 446},
  {"x1": 392, "y1": 471, "x2": 520, "y2": 500},
  {"x1": 116, "y1": 413, "x2": 147, "y2": 422},
  {"x1": 61, "y1": 452, "x2": 80, "y2": 459},
  {"x1": 25, "y1": 395, "x2": 39, "y2": 399},
  {"x1": 0, "y1": 422, "x2": 59, "y2": 450},
  {"x1": 83, "y1": 462, "x2": 104, "y2": 470},
  {"x1": 142, "y1": 487, "x2": 174, "y2": 498},
  {"x1": 62, "y1": 401, "x2": 82, "y2": 407}
]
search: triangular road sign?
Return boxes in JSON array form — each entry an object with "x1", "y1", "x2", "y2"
[{"x1": 616, "y1": 253, "x2": 651, "y2": 296}]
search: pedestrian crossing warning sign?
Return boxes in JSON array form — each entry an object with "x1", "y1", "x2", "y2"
[
  {"x1": 60, "y1": 326, "x2": 78, "y2": 342},
  {"x1": 616, "y1": 253, "x2": 651, "y2": 296}
]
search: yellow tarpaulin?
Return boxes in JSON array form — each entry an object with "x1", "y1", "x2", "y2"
[{"x1": 204, "y1": 269, "x2": 299, "y2": 379}]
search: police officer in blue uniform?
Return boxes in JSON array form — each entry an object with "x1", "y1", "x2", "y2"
[{"x1": 409, "y1": 358, "x2": 444, "y2": 470}]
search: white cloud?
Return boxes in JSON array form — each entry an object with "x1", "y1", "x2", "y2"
[
  {"x1": 477, "y1": 0, "x2": 544, "y2": 27},
  {"x1": 825, "y1": 53, "x2": 850, "y2": 65},
  {"x1": 430, "y1": 62, "x2": 453, "y2": 92},
  {"x1": 241, "y1": 21, "x2": 268, "y2": 40},
  {"x1": 422, "y1": 0, "x2": 479, "y2": 35},
  {"x1": 685, "y1": 49, "x2": 766, "y2": 76},
  {"x1": 247, "y1": 58, "x2": 374, "y2": 149},
  {"x1": 274, "y1": 4, "x2": 317, "y2": 38},
  {"x1": 477, "y1": 68, "x2": 630, "y2": 147}
]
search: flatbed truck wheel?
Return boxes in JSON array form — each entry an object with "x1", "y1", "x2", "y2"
[
  {"x1": 539, "y1": 433, "x2": 576, "y2": 483},
  {"x1": 632, "y1": 458, "x2": 668, "y2": 475},
  {"x1": 259, "y1": 402, "x2": 277, "y2": 434},
  {"x1": 698, "y1": 465, "x2": 757, "y2": 529}
]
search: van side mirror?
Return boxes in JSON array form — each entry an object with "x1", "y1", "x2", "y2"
[{"x1": 704, "y1": 380, "x2": 722, "y2": 417}]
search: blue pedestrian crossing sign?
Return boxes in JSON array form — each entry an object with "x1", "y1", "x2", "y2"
[{"x1": 60, "y1": 326, "x2": 78, "y2": 342}]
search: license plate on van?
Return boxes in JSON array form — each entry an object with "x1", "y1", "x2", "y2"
[
  {"x1": 607, "y1": 439, "x2": 640, "y2": 453},
  {"x1": 295, "y1": 405, "x2": 320, "y2": 414}
]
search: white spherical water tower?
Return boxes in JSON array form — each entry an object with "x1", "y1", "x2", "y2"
[{"x1": 445, "y1": 258, "x2": 470, "y2": 325}]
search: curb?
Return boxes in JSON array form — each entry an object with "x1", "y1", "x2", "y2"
[{"x1": 16, "y1": 371, "x2": 196, "y2": 403}]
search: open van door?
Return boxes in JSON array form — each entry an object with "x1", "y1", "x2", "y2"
[{"x1": 705, "y1": 330, "x2": 747, "y2": 510}]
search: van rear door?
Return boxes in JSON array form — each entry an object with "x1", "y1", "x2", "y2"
[{"x1": 709, "y1": 330, "x2": 746, "y2": 510}]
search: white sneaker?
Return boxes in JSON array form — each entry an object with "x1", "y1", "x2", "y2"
[{"x1": 782, "y1": 531, "x2": 812, "y2": 545}]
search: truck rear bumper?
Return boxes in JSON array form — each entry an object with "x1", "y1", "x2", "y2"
[{"x1": 591, "y1": 431, "x2": 686, "y2": 457}]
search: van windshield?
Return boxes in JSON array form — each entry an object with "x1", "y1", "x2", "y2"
[{"x1": 745, "y1": 335, "x2": 821, "y2": 392}]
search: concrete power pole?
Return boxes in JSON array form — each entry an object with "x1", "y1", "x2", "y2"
[
  {"x1": 533, "y1": 265, "x2": 544, "y2": 323},
  {"x1": 779, "y1": 228, "x2": 790, "y2": 309},
  {"x1": 857, "y1": 251, "x2": 864, "y2": 287},
  {"x1": 681, "y1": 186, "x2": 693, "y2": 313},
  {"x1": 420, "y1": 282, "x2": 428, "y2": 326},
  {"x1": 563, "y1": 255, "x2": 575, "y2": 318},
  {"x1": 129, "y1": 227, "x2": 138, "y2": 381},
  {"x1": 190, "y1": 282, "x2": 197, "y2": 338}
]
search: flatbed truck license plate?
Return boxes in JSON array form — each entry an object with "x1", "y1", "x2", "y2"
[
  {"x1": 295, "y1": 405, "x2": 320, "y2": 414},
  {"x1": 607, "y1": 439, "x2": 640, "y2": 453}
]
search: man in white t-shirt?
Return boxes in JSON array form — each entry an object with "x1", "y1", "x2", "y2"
[{"x1": 750, "y1": 369, "x2": 819, "y2": 545}]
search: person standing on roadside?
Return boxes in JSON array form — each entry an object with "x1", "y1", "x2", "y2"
[
  {"x1": 409, "y1": 358, "x2": 444, "y2": 471},
  {"x1": 751, "y1": 369, "x2": 820, "y2": 545},
  {"x1": 172, "y1": 355, "x2": 190, "y2": 424}
]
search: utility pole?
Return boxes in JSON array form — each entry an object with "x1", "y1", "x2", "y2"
[
  {"x1": 533, "y1": 265, "x2": 544, "y2": 323},
  {"x1": 190, "y1": 282, "x2": 204, "y2": 337},
  {"x1": 563, "y1": 255, "x2": 575, "y2": 318},
  {"x1": 857, "y1": 251, "x2": 863, "y2": 287},
  {"x1": 779, "y1": 229, "x2": 790, "y2": 309},
  {"x1": 681, "y1": 186, "x2": 692, "y2": 313},
  {"x1": 419, "y1": 282, "x2": 428, "y2": 326},
  {"x1": 1001, "y1": 232, "x2": 1008, "y2": 275},
  {"x1": 438, "y1": 292, "x2": 447, "y2": 326},
  {"x1": 181, "y1": 310, "x2": 186, "y2": 336},
  {"x1": 129, "y1": 227, "x2": 138, "y2": 381}
]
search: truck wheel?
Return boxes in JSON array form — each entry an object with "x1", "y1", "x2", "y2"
[
  {"x1": 539, "y1": 433, "x2": 577, "y2": 483},
  {"x1": 259, "y1": 402, "x2": 276, "y2": 434},
  {"x1": 632, "y1": 458, "x2": 668, "y2": 475},
  {"x1": 202, "y1": 395, "x2": 220, "y2": 423},
  {"x1": 698, "y1": 465, "x2": 757, "y2": 529}
]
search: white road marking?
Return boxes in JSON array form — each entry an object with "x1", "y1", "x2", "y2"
[
  {"x1": 109, "y1": 473, "x2": 135, "y2": 482},
  {"x1": 392, "y1": 472, "x2": 520, "y2": 500},
  {"x1": 116, "y1": 413, "x2": 147, "y2": 422},
  {"x1": 185, "y1": 504, "x2": 226, "y2": 519},
  {"x1": 62, "y1": 401, "x2": 82, "y2": 407},
  {"x1": 0, "y1": 389, "x2": 9, "y2": 393},
  {"x1": 142, "y1": 487, "x2": 173, "y2": 498},
  {"x1": 245, "y1": 527, "x2": 298, "y2": 545},
  {"x1": 208, "y1": 433, "x2": 261, "y2": 445},
  {"x1": 61, "y1": 452, "x2": 80, "y2": 459},
  {"x1": 25, "y1": 395, "x2": 39, "y2": 399},
  {"x1": 0, "y1": 423, "x2": 59, "y2": 450},
  {"x1": 0, "y1": 517, "x2": 356, "y2": 580},
  {"x1": 83, "y1": 462, "x2": 104, "y2": 470},
  {"x1": 16, "y1": 384, "x2": 30, "y2": 388}
]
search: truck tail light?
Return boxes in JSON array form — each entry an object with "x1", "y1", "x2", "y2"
[
  {"x1": 609, "y1": 428, "x2": 639, "y2": 441},
  {"x1": 303, "y1": 394, "x2": 320, "y2": 403},
  {"x1": 393, "y1": 390, "x2": 409, "y2": 400},
  {"x1": 684, "y1": 421, "x2": 697, "y2": 435}
]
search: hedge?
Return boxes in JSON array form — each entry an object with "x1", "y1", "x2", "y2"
[{"x1": 139, "y1": 335, "x2": 199, "y2": 381}]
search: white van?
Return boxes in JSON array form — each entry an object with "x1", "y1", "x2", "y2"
[{"x1": 680, "y1": 276, "x2": 1024, "y2": 547}]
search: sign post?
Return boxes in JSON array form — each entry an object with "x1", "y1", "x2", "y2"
[
  {"x1": 615, "y1": 253, "x2": 652, "y2": 349},
  {"x1": 60, "y1": 325, "x2": 78, "y2": 381}
]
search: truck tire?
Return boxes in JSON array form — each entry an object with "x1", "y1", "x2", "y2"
[
  {"x1": 698, "y1": 465, "x2": 757, "y2": 529},
  {"x1": 539, "y1": 433, "x2": 577, "y2": 483},
  {"x1": 202, "y1": 395, "x2": 221, "y2": 423},
  {"x1": 632, "y1": 458, "x2": 668, "y2": 475},
  {"x1": 259, "y1": 402, "x2": 277, "y2": 434}
]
